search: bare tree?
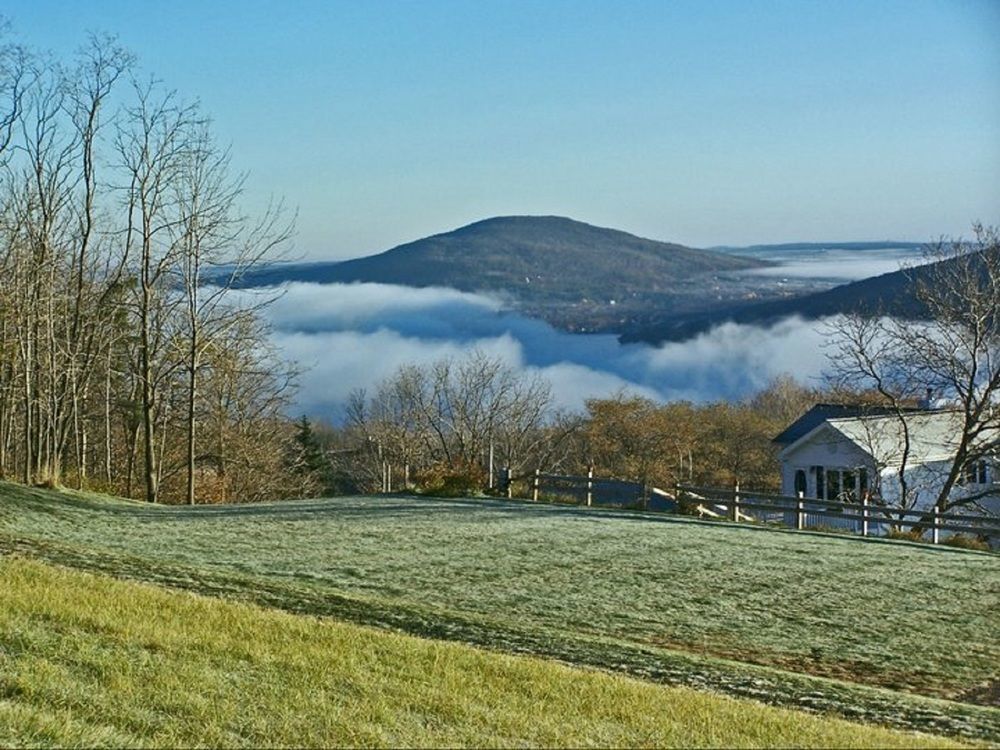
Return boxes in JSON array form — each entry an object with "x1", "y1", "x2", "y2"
[
  {"x1": 115, "y1": 79, "x2": 200, "y2": 502},
  {"x1": 0, "y1": 29, "x2": 306, "y2": 505},
  {"x1": 0, "y1": 19, "x2": 28, "y2": 159},
  {"x1": 826, "y1": 225, "x2": 1000, "y2": 514},
  {"x1": 174, "y1": 123, "x2": 291, "y2": 503},
  {"x1": 349, "y1": 351, "x2": 558, "y2": 492}
]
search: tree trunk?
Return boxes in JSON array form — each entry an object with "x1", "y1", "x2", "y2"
[
  {"x1": 140, "y1": 283, "x2": 158, "y2": 503},
  {"x1": 186, "y1": 359, "x2": 197, "y2": 505}
]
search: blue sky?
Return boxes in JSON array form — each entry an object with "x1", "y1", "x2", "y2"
[{"x1": 6, "y1": 0, "x2": 999, "y2": 259}]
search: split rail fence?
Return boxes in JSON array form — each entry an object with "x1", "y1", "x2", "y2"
[
  {"x1": 675, "y1": 483, "x2": 1000, "y2": 544},
  {"x1": 499, "y1": 468, "x2": 676, "y2": 511},
  {"x1": 495, "y1": 469, "x2": 1000, "y2": 544}
]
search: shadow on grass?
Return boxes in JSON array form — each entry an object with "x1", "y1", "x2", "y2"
[{"x1": 1, "y1": 531, "x2": 997, "y2": 743}]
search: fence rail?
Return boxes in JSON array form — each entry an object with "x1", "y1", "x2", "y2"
[
  {"x1": 493, "y1": 470, "x2": 999, "y2": 545},
  {"x1": 499, "y1": 468, "x2": 676, "y2": 511},
  {"x1": 676, "y1": 483, "x2": 1000, "y2": 542}
]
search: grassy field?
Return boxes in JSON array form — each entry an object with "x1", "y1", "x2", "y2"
[
  {"x1": 1, "y1": 481, "x2": 998, "y2": 742},
  {"x1": 1, "y1": 556, "x2": 962, "y2": 748}
]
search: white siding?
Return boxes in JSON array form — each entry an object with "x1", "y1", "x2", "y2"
[{"x1": 779, "y1": 425, "x2": 873, "y2": 499}]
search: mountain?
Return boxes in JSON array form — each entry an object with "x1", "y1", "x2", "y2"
[
  {"x1": 240, "y1": 215, "x2": 767, "y2": 292},
  {"x1": 236, "y1": 216, "x2": 772, "y2": 332}
]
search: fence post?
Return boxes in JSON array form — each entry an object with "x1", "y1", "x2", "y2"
[
  {"x1": 932, "y1": 505, "x2": 940, "y2": 545},
  {"x1": 532, "y1": 468, "x2": 540, "y2": 502},
  {"x1": 861, "y1": 494, "x2": 869, "y2": 538},
  {"x1": 796, "y1": 491, "x2": 804, "y2": 531},
  {"x1": 732, "y1": 481, "x2": 740, "y2": 522},
  {"x1": 586, "y1": 466, "x2": 594, "y2": 507}
]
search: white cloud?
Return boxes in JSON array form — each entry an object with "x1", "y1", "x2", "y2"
[
  {"x1": 257, "y1": 282, "x2": 836, "y2": 420},
  {"x1": 528, "y1": 362, "x2": 663, "y2": 411},
  {"x1": 256, "y1": 281, "x2": 503, "y2": 335},
  {"x1": 749, "y1": 248, "x2": 927, "y2": 281},
  {"x1": 630, "y1": 316, "x2": 831, "y2": 398},
  {"x1": 276, "y1": 328, "x2": 520, "y2": 418}
]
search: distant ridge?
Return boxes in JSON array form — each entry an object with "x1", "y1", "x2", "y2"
[
  {"x1": 233, "y1": 216, "x2": 771, "y2": 332},
  {"x1": 621, "y1": 258, "x2": 939, "y2": 344},
  {"x1": 711, "y1": 241, "x2": 925, "y2": 254},
  {"x1": 232, "y1": 217, "x2": 948, "y2": 340},
  {"x1": 236, "y1": 216, "x2": 768, "y2": 295}
]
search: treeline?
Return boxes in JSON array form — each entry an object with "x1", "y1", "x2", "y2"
[
  {"x1": 0, "y1": 31, "x2": 319, "y2": 503},
  {"x1": 326, "y1": 352, "x2": 575, "y2": 495},
  {"x1": 330, "y1": 353, "x2": 819, "y2": 496}
]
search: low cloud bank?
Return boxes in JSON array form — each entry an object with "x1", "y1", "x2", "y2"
[
  {"x1": 247, "y1": 282, "x2": 835, "y2": 420},
  {"x1": 748, "y1": 248, "x2": 926, "y2": 281}
]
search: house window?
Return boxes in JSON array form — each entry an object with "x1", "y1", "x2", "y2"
[
  {"x1": 812, "y1": 466, "x2": 824, "y2": 499},
  {"x1": 843, "y1": 471, "x2": 857, "y2": 498},
  {"x1": 794, "y1": 470, "x2": 807, "y2": 496},
  {"x1": 964, "y1": 460, "x2": 989, "y2": 486},
  {"x1": 827, "y1": 469, "x2": 841, "y2": 500},
  {"x1": 818, "y1": 467, "x2": 867, "y2": 501}
]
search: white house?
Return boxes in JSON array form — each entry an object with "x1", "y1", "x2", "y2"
[{"x1": 773, "y1": 404, "x2": 999, "y2": 532}]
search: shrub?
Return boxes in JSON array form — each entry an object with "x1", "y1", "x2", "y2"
[
  {"x1": 886, "y1": 528, "x2": 925, "y2": 543},
  {"x1": 415, "y1": 462, "x2": 485, "y2": 497},
  {"x1": 941, "y1": 534, "x2": 991, "y2": 552}
]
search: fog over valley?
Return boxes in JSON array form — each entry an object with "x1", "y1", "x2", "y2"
[
  {"x1": 742, "y1": 247, "x2": 927, "y2": 281},
  {"x1": 242, "y1": 244, "x2": 930, "y2": 420},
  {"x1": 250, "y1": 281, "x2": 838, "y2": 421}
]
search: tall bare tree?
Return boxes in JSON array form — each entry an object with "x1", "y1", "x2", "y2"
[
  {"x1": 827, "y1": 224, "x2": 1000, "y2": 513},
  {"x1": 174, "y1": 123, "x2": 291, "y2": 503},
  {"x1": 115, "y1": 79, "x2": 200, "y2": 502},
  {"x1": 0, "y1": 27, "x2": 306, "y2": 505}
]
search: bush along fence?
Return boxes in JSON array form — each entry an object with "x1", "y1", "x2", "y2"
[
  {"x1": 496, "y1": 468, "x2": 676, "y2": 511},
  {"x1": 675, "y1": 483, "x2": 1000, "y2": 547}
]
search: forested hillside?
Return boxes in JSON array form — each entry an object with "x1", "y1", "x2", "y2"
[
  {"x1": 232, "y1": 215, "x2": 773, "y2": 332},
  {"x1": 235, "y1": 215, "x2": 767, "y2": 293}
]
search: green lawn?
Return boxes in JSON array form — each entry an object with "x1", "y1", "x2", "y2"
[
  {"x1": 0, "y1": 556, "x2": 965, "y2": 748},
  {"x1": 1, "y1": 482, "x2": 998, "y2": 741}
]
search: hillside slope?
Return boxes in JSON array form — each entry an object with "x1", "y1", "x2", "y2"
[
  {"x1": 235, "y1": 216, "x2": 771, "y2": 332},
  {"x1": 1, "y1": 556, "x2": 956, "y2": 748},
  {"x1": 2, "y1": 482, "x2": 997, "y2": 741},
  {"x1": 239, "y1": 216, "x2": 767, "y2": 296},
  {"x1": 623, "y1": 257, "x2": 935, "y2": 343}
]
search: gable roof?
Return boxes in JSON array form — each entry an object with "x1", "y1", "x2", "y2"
[
  {"x1": 825, "y1": 410, "x2": 964, "y2": 465},
  {"x1": 772, "y1": 403, "x2": 926, "y2": 446}
]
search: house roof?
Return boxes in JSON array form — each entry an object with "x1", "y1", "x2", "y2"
[
  {"x1": 824, "y1": 410, "x2": 965, "y2": 465},
  {"x1": 772, "y1": 403, "x2": 927, "y2": 446}
]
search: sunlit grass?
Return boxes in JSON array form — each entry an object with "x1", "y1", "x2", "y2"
[
  {"x1": 1, "y1": 482, "x2": 998, "y2": 741},
  {"x1": 0, "y1": 556, "x2": 966, "y2": 748},
  {"x1": 3, "y1": 484, "x2": 995, "y2": 697}
]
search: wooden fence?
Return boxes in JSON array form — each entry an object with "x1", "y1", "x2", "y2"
[
  {"x1": 675, "y1": 483, "x2": 1000, "y2": 543},
  {"x1": 499, "y1": 468, "x2": 676, "y2": 511},
  {"x1": 493, "y1": 470, "x2": 999, "y2": 544}
]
